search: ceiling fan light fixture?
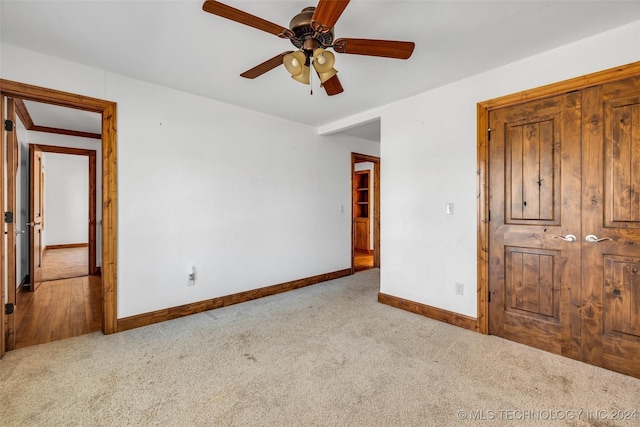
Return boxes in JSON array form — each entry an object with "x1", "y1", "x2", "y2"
[
  {"x1": 318, "y1": 68, "x2": 338, "y2": 83},
  {"x1": 312, "y1": 48, "x2": 335, "y2": 73},
  {"x1": 291, "y1": 64, "x2": 311, "y2": 85},
  {"x1": 283, "y1": 50, "x2": 307, "y2": 76},
  {"x1": 203, "y1": 1, "x2": 415, "y2": 96}
]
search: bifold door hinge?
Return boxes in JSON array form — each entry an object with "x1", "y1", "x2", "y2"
[
  {"x1": 488, "y1": 128, "x2": 493, "y2": 141},
  {"x1": 5, "y1": 303, "x2": 14, "y2": 315},
  {"x1": 488, "y1": 291, "x2": 491, "y2": 303},
  {"x1": 4, "y1": 120, "x2": 14, "y2": 132},
  {"x1": 4, "y1": 211, "x2": 13, "y2": 223}
]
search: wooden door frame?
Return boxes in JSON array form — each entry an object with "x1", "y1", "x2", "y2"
[
  {"x1": 351, "y1": 153, "x2": 381, "y2": 273},
  {"x1": 28, "y1": 144, "x2": 44, "y2": 293},
  {"x1": 0, "y1": 79, "x2": 118, "y2": 339},
  {"x1": 1, "y1": 96, "x2": 7, "y2": 355},
  {"x1": 32, "y1": 144, "x2": 98, "y2": 277},
  {"x1": 477, "y1": 61, "x2": 640, "y2": 335}
]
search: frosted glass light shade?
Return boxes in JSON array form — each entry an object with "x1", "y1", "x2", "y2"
[
  {"x1": 312, "y1": 48, "x2": 335, "y2": 73},
  {"x1": 292, "y1": 65, "x2": 311, "y2": 84},
  {"x1": 318, "y1": 68, "x2": 338, "y2": 83},
  {"x1": 283, "y1": 50, "x2": 307, "y2": 76}
]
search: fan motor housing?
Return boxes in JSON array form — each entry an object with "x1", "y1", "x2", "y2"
[{"x1": 289, "y1": 7, "x2": 334, "y2": 52}]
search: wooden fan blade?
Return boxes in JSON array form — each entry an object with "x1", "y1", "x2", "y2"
[
  {"x1": 311, "y1": 0, "x2": 350, "y2": 33},
  {"x1": 333, "y1": 38, "x2": 415, "y2": 59},
  {"x1": 240, "y1": 52, "x2": 293, "y2": 79},
  {"x1": 203, "y1": 1, "x2": 292, "y2": 38},
  {"x1": 321, "y1": 74, "x2": 344, "y2": 96}
]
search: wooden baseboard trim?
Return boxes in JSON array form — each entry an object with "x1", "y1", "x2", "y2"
[
  {"x1": 44, "y1": 243, "x2": 89, "y2": 251},
  {"x1": 17, "y1": 275, "x2": 29, "y2": 294},
  {"x1": 117, "y1": 268, "x2": 353, "y2": 332},
  {"x1": 378, "y1": 292, "x2": 478, "y2": 332}
]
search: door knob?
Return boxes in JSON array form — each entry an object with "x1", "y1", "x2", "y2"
[
  {"x1": 552, "y1": 234, "x2": 577, "y2": 242},
  {"x1": 585, "y1": 234, "x2": 613, "y2": 243}
]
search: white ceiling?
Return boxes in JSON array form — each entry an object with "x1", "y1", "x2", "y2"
[
  {"x1": 2, "y1": 1, "x2": 640, "y2": 138},
  {"x1": 23, "y1": 100, "x2": 102, "y2": 134}
]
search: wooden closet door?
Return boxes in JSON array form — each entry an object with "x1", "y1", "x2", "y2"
[
  {"x1": 488, "y1": 92, "x2": 583, "y2": 358},
  {"x1": 582, "y1": 77, "x2": 640, "y2": 378}
]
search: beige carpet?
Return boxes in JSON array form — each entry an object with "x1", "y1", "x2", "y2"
[{"x1": 1, "y1": 269, "x2": 639, "y2": 426}]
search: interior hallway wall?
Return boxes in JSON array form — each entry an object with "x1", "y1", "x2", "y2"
[{"x1": 42, "y1": 152, "x2": 88, "y2": 247}]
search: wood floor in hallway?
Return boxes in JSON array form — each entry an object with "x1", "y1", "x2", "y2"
[
  {"x1": 15, "y1": 247, "x2": 101, "y2": 349},
  {"x1": 42, "y1": 246, "x2": 88, "y2": 281},
  {"x1": 354, "y1": 250, "x2": 374, "y2": 272}
]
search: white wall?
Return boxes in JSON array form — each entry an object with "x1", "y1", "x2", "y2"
[
  {"x1": 4, "y1": 18, "x2": 638, "y2": 321},
  {"x1": 42, "y1": 152, "x2": 88, "y2": 246},
  {"x1": 1, "y1": 44, "x2": 380, "y2": 318},
  {"x1": 354, "y1": 161, "x2": 374, "y2": 250},
  {"x1": 319, "y1": 19, "x2": 640, "y2": 318},
  {"x1": 370, "y1": 20, "x2": 638, "y2": 318}
]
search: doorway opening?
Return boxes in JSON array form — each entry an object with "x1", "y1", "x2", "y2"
[
  {"x1": 29, "y1": 145, "x2": 98, "y2": 288},
  {"x1": 1, "y1": 79, "x2": 117, "y2": 357},
  {"x1": 351, "y1": 153, "x2": 380, "y2": 273},
  {"x1": 15, "y1": 144, "x2": 99, "y2": 349}
]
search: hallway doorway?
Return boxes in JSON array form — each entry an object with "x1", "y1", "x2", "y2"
[
  {"x1": 1, "y1": 79, "x2": 118, "y2": 357},
  {"x1": 351, "y1": 153, "x2": 380, "y2": 273}
]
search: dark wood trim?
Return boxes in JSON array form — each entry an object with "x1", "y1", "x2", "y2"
[
  {"x1": 44, "y1": 243, "x2": 89, "y2": 251},
  {"x1": 18, "y1": 275, "x2": 29, "y2": 294},
  {"x1": 118, "y1": 268, "x2": 352, "y2": 332},
  {"x1": 14, "y1": 98, "x2": 34, "y2": 129},
  {"x1": 378, "y1": 293, "x2": 478, "y2": 332},
  {"x1": 351, "y1": 155, "x2": 355, "y2": 273},
  {"x1": 480, "y1": 61, "x2": 640, "y2": 111},
  {"x1": 101, "y1": 102, "x2": 117, "y2": 335},
  {"x1": 13, "y1": 96, "x2": 101, "y2": 139},
  {"x1": 476, "y1": 60, "x2": 640, "y2": 336},
  {"x1": 476, "y1": 102, "x2": 489, "y2": 335},
  {"x1": 0, "y1": 95, "x2": 5, "y2": 356},
  {"x1": 353, "y1": 153, "x2": 381, "y2": 163},
  {"x1": 30, "y1": 125, "x2": 101, "y2": 140},
  {"x1": 33, "y1": 144, "x2": 96, "y2": 156},
  {"x1": 373, "y1": 160, "x2": 380, "y2": 268},
  {"x1": 0, "y1": 78, "x2": 118, "y2": 336},
  {"x1": 6, "y1": 97, "x2": 18, "y2": 350}
]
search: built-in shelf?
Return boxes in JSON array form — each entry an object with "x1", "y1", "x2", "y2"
[
  {"x1": 354, "y1": 170, "x2": 370, "y2": 251},
  {"x1": 355, "y1": 171, "x2": 369, "y2": 219}
]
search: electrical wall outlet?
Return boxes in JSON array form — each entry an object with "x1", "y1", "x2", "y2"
[{"x1": 455, "y1": 282, "x2": 464, "y2": 295}]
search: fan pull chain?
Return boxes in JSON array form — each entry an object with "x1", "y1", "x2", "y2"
[{"x1": 309, "y1": 61, "x2": 313, "y2": 95}]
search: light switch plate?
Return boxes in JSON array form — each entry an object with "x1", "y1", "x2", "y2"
[{"x1": 446, "y1": 203, "x2": 454, "y2": 215}]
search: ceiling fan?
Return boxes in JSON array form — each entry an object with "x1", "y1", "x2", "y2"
[{"x1": 202, "y1": 0, "x2": 415, "y2": 96}]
